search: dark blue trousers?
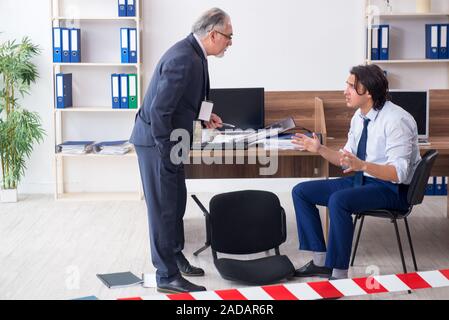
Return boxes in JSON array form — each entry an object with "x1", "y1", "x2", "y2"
[
  {"x1": 292, "y1": 176, "x2": 409, "y2": 270},
  {"x1": 135, "y1": 145, "x2": 187, "y2": 285}
]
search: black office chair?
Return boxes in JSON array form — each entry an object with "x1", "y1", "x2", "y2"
[
  {"x1": 191, "y1": 190, "x2": 295, "y2": 285},
  {"x1": 350, "y1": 149, "x2": 438, "y2": 274}
]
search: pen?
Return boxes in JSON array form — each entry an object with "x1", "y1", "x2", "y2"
[{"x1": 221, "y1": 122, "x2": 236, "y2": 128}]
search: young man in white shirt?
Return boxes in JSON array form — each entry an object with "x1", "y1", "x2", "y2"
[{"x1": 291, "y1": 64, "x2": 421, "y2": 280}]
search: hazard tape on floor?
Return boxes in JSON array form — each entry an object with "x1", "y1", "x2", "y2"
[{"x1": 118, "y1": 269, "x2": 449, "y2": 300}]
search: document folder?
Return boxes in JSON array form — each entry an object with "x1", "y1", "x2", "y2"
[
  {"x1": 97, "y1": 272, "x2": 142, "y2": 289},
  {"x1": 426, "y1": 24, "x2": 440, "y2": 59},
  {"x1": 371, "y1": 26, "x2": 380, "y2": 60},
  {"x1": 119, "y1": 73, "x2": 128, "y2": 108},
  {"x1": 127, "y1": 0, "x2": 136, "y2": 16},
  {"x1": 56, "y1": 73, "x2": 72, "y2": 109},
  {"x1": 118, "y1": 0, "x2": 127, "y2": 17},
  {"x1": 61, "y1": 28, "x2": 71, "y2": 63},
  {"x1": 70, "y1": 28, "x2": 81, "y2": 63},
  {"x1": 128, "y1": 73, "x2": 138, "y2": 109},
  {"x1": 120, "y1": 28, "x2": 129, "y2": 63},
  {"x1": 379, "y1": 25, "x2": 389, "y2": 60},
  {"x1": 53, "y1": 27, "x2": 62, "y2": 63},
  {"x1": 111, "y1": 73, "x2": 121, "y2": 109},
  {"x1": 439, "y1": 24, "x2": 448, "y2": 59},
  {"x1": 129, "y1": 28, "x2": 137, "y2": 63}
]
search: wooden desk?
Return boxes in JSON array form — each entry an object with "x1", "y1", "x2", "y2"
[{"x1": 186, "y1": 97, "x2": 329, "y2": 179}]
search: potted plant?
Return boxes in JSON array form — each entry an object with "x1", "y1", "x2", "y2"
[{"x1": 0, "y1": 36, "x2": 45, "y2": 202}]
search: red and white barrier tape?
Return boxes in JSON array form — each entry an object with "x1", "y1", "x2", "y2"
[{"x1": 119, "y1": 269, "x2": 449, "y2": 300}]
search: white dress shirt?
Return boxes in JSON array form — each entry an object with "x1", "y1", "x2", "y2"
[{"x1": 343, "y1": 101, "x2": 421, "y2": 185}]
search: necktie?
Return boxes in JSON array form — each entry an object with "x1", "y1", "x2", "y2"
[{"x1": 354, "y1": 118, "x2": 370, "y2": 187}]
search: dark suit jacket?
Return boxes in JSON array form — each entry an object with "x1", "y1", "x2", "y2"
[{"x1": 129, "y1": 33, "x2": 209, "y2": 154}]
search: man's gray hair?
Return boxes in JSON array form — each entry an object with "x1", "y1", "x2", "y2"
[{"x1": 192, "y1": 8, "x2": 230, "y2": 38}]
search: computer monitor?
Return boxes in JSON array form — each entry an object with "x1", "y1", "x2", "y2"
[
  {"x1": 209, "y1": 88, "x2": 265, "y2": 130},
  {"x1": 389, "y1": 90, "x2": 429, "y2": 141}
]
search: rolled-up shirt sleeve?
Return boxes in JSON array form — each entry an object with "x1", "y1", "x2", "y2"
[{"x1": 384, "y1": 116, "x2": 416, "y2": 184}]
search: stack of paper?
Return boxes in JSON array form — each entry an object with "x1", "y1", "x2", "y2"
[
  {"x1": 93, "y1": 140, "x2": 133, "y2": 155},
  {"x1": 57, "y1": 141, "x2": 94, "y2": 154},
  {"x1": 263, "y1": 138, "x2": 297, "y2": 150}
]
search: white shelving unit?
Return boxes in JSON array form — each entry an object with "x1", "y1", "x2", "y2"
[
  {"x1": 50, "y1": 0, "x2": 143, "y2": 201},
  {"x1": 365, "y1": 0, "x2": 449, "y2": 88}
]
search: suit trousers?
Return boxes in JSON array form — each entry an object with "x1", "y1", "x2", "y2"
[
  {"x1": 135, "y1": 145, "x2": 187, "y2": 285},
  {"x1": 292, "y1": 176, "x2": 409, "y2": 270}
]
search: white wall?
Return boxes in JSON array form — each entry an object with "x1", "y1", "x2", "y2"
[{"x1": 0, "y1": 0, "x2": 447, "y2": 194}]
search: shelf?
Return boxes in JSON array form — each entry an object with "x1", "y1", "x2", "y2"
[
  {"x1": 54, "y1": 107, "x2": 138, "y2": 113},
  {"x1": 367, "y1": 59, "x2": 449, "y2": 64},
  {"x1": 53, "y1": 63, "x2": 139, "y2": 67},
  {"x1": 56, "y1": 192, "x2": 142, "y2": 201},
  {"x1": 56, "y1": 150, "x2": 137, "y2": 159},
  {"x1": 52, "y1": 16, "x2": 138, "y2": 21},
  {"x1": 369, "y1": 13, "x2": 449, "y2": 19}
]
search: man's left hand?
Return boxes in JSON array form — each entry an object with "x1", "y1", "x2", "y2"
[
  {"x1": 204, "y1": 113, "x2": 223, "y2": 129},
  {"x1": 340, "y1": 149, "x2": 367, "y2": 173}
]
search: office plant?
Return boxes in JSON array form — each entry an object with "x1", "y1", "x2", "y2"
[{"x1": 0, "y1": 36, "x2": 45, "y2": 201}]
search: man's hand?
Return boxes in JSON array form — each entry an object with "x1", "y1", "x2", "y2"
[
  {"x1": 291, "y1": 133, "x2": 321, "y2": 153},
  {"x1": 340, "y1": 149, "x2": 367, "y2": 173},
  {"x1": 204, "y1": 113, "x2": 223, "y2": 129}
]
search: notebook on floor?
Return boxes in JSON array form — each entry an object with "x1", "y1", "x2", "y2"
[{"x1": 96, "y1": 271, "x2": 143, "y2": 289}]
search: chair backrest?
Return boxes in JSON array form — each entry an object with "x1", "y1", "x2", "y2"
[
  {"x1": 407, "y1": 149, "x2": 438, "y2": 205},
  {"x1": 209, "y1": 190, "x2": 286, "y2": 255}
]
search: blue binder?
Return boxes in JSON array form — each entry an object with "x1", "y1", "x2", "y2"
[
  {"x1": 426, "y1": 24, "x2": 440, "y2": 59},
  {"x1": 370, "y1": 26, "x2": 380, "y2": 60},
  {"x1": 52, "y1": 27, "x2": 62, "y2": 63},
  {"x1": 55, "y1": 73, "x2": 73, "y2": 109},
  {"x1": 118, "y1": 0, "x2": 127, "y2": 17},
  {"x1": 443, "y1": 176, "x2": 448, "y2": 195},
  {"x1": 70, "y1": 28, "x2": 81, "y2": 63},
  {"x1": 119, "y1": 74, "x2": 128, "y2": 108},
  {"x1": 111, "y1": 74, "x2": 121, "y2": 109},
  {"x1": 435, "y1": 177, "x2": 443, "y2": 195},
  {"x1": 127, "y1": 0, "x2": 136, "y2": 16},
  {"x1": 379, "y1": 25, "x2": 389, "y2": 60},
  {"x1": 129, "y1": 28, "x2": 137, "y2": 63},
  {"x1": 61, "y1": 28, "x2": 71, "y2": 63},
  {"x1": 120, "y1": 28, "x2": 129, "y2": 63},
  {"x1": 425, "y1": 177, "x2": 434, "y2": 195},
  {"x1": 439, "y1": 24, "x2": 448, "y2": 59}
]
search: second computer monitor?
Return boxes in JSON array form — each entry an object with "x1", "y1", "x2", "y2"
[
  {"x1": 389, "y1": 90, "x2": 429, "y2": 141},
  {"x1": 209, "y1": 88, "x2": 265, "y2": 130}
]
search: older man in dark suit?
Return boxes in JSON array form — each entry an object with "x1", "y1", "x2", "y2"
[{"x1": 129, "y1": 8, "x2": 233, "y2": 294}]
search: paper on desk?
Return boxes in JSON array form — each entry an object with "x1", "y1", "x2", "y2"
[
  {"x1": 263, "y1": 138, "x2": 299, "y2": 150},
  {"x1": 212, "y1": 134, "x2": 248, "y2": 143}
]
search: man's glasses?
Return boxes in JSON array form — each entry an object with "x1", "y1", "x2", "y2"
[{"x1": 214, "y1": 30, "x2": 233, "y2": 41}]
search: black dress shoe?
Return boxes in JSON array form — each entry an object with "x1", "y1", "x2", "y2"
[
  {"x1": 177, "y1": 262, "x2": 205, "y2": 277},
  {"x1": 157, "y1": 277, "x2": 206, "y2": 294},
  {"x1": 294, "y1": 260, "x2": 332, "y2": 278},
  {"x1": 175, "y1": 253, "x2": 205, "y2": 277}
]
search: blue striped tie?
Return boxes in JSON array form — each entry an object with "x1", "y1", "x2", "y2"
[{"x1": 354, "y1": 118, "x2": 370, "y2": 187}]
